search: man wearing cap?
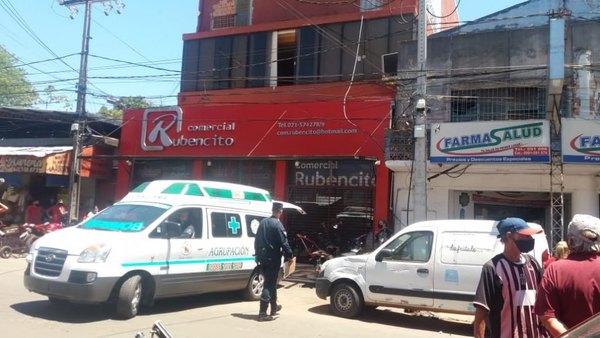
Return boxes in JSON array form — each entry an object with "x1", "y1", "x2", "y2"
[
  {"x1": 535, "y1": 214, "x2": 600, "y2": 337},
  {"x1": 254, "y1": 202, "x2": 293, "y2": 322},
  {"x1": 473, "y1": 217, "x2": 548, "y2": 338}
]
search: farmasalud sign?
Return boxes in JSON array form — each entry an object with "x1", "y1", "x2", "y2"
[
  {"x1": 561, "y1": 118, "x2": 600, "y2": 164},
  {"x1": 430, "y1": 120, "x2": 551, "y2": 164}
]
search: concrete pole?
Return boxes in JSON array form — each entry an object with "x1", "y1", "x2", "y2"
[
  {"x1": 65, "y1": 0, "x2": 93, "y2": 223},
  {"x1": 413, "y1": 0, "x2": 428, "y2": 222}
]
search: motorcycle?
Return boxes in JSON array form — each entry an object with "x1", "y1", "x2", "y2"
[
  {"x1": 135, "y1": 320, "x2": 173, "y2": 338},
  {"x1": 15, "y1": 222, "x2": 63, "y2": 255},
  {"x1": 340, "y1": 233, "x2": 368, "y2": 256},
  {"x1": 0, "y1": 223, "x2": 38, "y2": 258}
]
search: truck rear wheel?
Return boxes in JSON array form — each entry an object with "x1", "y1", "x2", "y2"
[
  {"x1": 116, "y1": 275, "x2": 142, "y2": 318},
  {"x1": 243, "y1": 269, "x2": 263, "y2": 301},
  {"x1": 330, "y1": 283, "x2": 363, "y2": 318}
]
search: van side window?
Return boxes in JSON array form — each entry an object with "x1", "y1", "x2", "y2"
[
  {"x1": 383, "y1": 231, "x2": 433, "y2": 262},
  {"x1": 170, "y1": 208, "x2": 203, "y2": 239},
  {"x1": 211, "y1": 212, "x2": 242, "y2": 238},
  {"x1": 246, "y1": 215, "x2": 266, "y2": 237},
  {"x1": 149, "y1": 207, "x2": 203, "y2": 239}
]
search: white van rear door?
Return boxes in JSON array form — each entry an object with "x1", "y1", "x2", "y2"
[
  {"x1": 364, "y1": 230, "x2": 435, "y2": 307},
  {"x1": 275, "y1": 200, "x2": 306, "y2": 215}
]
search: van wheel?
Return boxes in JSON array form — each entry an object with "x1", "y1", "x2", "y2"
[
  {"x1": 116, "y1": 275, "x2": 142, "y2": 318},
  {"x1": 330, "y1": 283, "x2": 363, "y2": 318},
  {"x1": 244, "y1": 269, "x2": 263, "y2": 301},
  {"x1": 0, "y1": 246, "x2": 12, "y2": 259}
]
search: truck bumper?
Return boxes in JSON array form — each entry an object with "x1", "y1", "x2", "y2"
[
  {"x1": 315, "y1": 277, "x2": 331, "y2": 299},
  {"x1": 24, "y1": 263, "x2": 119, "y2": 304}
]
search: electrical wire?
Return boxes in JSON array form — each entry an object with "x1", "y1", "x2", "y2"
[
  {"x1": 426, "y1": 0, "x2": 461, "y2": 19},
  {"x1": 342, "y1": 15, "x2": 364, "y2": 128}
]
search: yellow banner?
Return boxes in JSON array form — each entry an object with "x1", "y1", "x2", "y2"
[
  {"x1": 0, "y1": 152, "x2": 71, "y2": 175},
  {"x1": 45, "y1": 152, "x2": 71, "y2": 175}
]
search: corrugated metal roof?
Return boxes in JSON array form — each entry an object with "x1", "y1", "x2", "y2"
[
  {"x1": 0, "y1": 146, "x2": 72, "y2": 157},
  {"x1": 439, "y1": 0, "x2": 600, "y2": 36}
]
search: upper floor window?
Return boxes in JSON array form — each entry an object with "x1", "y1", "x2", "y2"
[
  {"x1": 211, "y1": 0, "x2": 252, "y2": 30},
  {"x1": 360, "y1": 0, "x2": 382, "y2": 11},
  {"x1": 450, "y1": 87, "x2": 547, "y2": 122},
  {"x1": 182, "y1": 16, "x2": 408, "y2": 92}
]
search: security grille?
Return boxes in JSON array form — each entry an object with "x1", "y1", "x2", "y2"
[{"x1": 450, "y1": 87, "x2": 547, "y2": 122}]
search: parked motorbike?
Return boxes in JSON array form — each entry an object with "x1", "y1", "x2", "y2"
[
  {"x1": 340, "y1": 233, "x2": 368, "y2": 256},
  {"x1": 0, "y1": 223, "x2": 35, "y2": 258},
  {"x1": 135, "y1": 320, "x2": 173, "y2": 338},
  {"x1": 0, "y1": 222, "x2": 64, "y2": 258}
]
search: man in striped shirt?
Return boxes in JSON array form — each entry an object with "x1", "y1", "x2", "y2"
[{"x1": 473, "y1": 217, "x2": 549, "y2": 338}]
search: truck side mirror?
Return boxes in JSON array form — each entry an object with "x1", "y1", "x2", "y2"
[
  {"x1": 375, "y1": 248, "x2": 393, "y2": 262},
  {"x1": 161, "y1": 220, "x2": 182, "y2": 239}
]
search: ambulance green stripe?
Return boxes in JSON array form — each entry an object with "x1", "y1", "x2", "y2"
[{"x1": 121, "y1": 256, "x2": 255, "y2": 267}]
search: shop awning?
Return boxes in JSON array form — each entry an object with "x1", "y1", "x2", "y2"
[
  {"x1": 0, "y1": 146, "x2": 72, "y2": 157},
  {"x1": 0, "y1": 147, "x2": 72, "y2": 175}
]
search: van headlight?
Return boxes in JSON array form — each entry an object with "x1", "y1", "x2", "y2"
[{"x1": 78, "y1": 244, "x2": 111, "y2": 263}]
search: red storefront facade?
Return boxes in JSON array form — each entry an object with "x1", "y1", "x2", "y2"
[{"x1": 116, "y1": 83, "x2": 394, "y2": 237}]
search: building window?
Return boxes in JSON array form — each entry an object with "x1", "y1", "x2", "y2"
[
  {"x1": 182, "y1": 16, "x2": 410, "y2": 92},
  {"x1": 212, "y1": 14, "x2": 236, "y2": 29},
  {"x1": 277, "y1": 30, "x2": 297, "y2": 86},
  {"x1": 360, "y1": 0, "x2": 382, "y2": 11},
  {"x1": 450, "y1": 87, "x2": 547, "y2": 122},
  {"x1": 211, "y1": 0, "x2": 252, "y2": 29}
]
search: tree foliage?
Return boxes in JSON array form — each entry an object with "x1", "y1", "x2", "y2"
[
  {"x1": 38, "y1": 85, "x2": 72, "y2": 110},
  {"x1": 0, "y1": 46, "x2": 37, "y2": 107},
  {"x1": 97, "y1": 96, "x2": 154, "y2": 121}
]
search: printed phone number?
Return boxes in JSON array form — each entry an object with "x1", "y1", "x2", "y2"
[
  {"x1": 206, "y1": 262, "x2": 243, "y2": 272},
  {"x1": 278, "y1": 121, "x2": 325, "y2": 128}
]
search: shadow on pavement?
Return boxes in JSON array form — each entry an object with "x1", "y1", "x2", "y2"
[
  {"x1": 11, "y1": 290, "x2": 254, "y2": 323},
  {"x1": 308, "y1": 304, "x2": 472, "y2": 336},
  {"x1": 11, "y1": 300, "x2": 112, "y2": 323},
  {"x1": 231, "y1": 313, "x2": 261, "y2": 321}
]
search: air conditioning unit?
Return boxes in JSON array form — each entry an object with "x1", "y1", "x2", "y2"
[{"x1": 381, "y1": 52, "x2": 398, "y2": 81}]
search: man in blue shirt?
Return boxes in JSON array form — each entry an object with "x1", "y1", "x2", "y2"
[{"x1": 254, "y1": 202, "x2": 293, "y2": 322}]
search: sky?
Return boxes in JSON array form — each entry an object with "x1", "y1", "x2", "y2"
[{"x1": 0, "y1": 0, "x2": 525, "y2": 115}]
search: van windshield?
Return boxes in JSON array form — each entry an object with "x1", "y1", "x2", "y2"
[{"x1": 80, "y1": 204, "x2": 167, "y2": 232}]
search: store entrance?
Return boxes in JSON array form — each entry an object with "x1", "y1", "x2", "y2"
[
  {"x1": 475, "y1": 204, "x2": 547, "y2": 225},
  {"x1": 285, "y1": 186, "x2": 374, "y2": 262}
]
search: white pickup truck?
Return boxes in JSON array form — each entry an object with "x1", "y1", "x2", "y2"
[{"x1": 315, "y1": 219, "x2": 548, "y2": 318}]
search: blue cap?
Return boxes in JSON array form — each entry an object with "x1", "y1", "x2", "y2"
[{"x1": 497, "y1": 217, "x2": 542, "y2": 238}]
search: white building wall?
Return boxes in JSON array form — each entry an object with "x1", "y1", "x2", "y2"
[{"x1": 387, "y1": 161, "x2": 600, "y2": 230}]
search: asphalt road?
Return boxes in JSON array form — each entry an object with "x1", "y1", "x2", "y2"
[{"x1": 0, "y1": 257, "x2": 473, "y2": 338}]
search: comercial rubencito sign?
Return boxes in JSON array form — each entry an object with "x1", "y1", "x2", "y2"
[
  {"x1": 125, "y1": 101, "x2": 390, "y2": 158},
  {"x1": 430, "y1": 120, "x2": 550, "y2": 163},
  {"x1": 561, "y1": 118, "x2": 600, "y2": 163}
]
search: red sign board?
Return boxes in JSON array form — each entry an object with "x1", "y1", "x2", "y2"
[{"x1": 120, "y1": 101, "x2": 391, "y2": 159}]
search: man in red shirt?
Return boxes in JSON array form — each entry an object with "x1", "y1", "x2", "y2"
[
  {"x1": 25, "y1": 200, "x2": 44, "y2": 224},
  {"x1": 535, "y1": 214, "x2": 600, "y2": 337},
  {"x1": 47, "y1": 199, "x2": 67, "y2": 223}
]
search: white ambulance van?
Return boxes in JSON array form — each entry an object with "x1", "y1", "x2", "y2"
[
  {"x1": 315, "y1": 219, "x2": 549, "y2": 318},
  {"x1": 24, "y1": 180, "x2": 303, "y2": 318}
]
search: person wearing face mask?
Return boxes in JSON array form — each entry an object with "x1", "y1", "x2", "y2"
[
  {"x1": 473, "y1": 217, "x2": 548, "y2": 338},
  {"x1": 534, "y1": 214, "x2": 600, "y2": 337}
]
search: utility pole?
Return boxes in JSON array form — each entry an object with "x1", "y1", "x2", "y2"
[
  {"x1": 61, "y1": 0, "x2": 125, "y2": 223},
  {"x1": 413, "y1": 0, "x2": 428, "y2": 222}
]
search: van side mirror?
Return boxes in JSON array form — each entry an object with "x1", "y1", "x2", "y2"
[
  {"x1": 161, "y1": 220, "x2": 182, "y2": 239},
  {"x1": 375, "y1": 248, "x2": 393, "y2": 262}
]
